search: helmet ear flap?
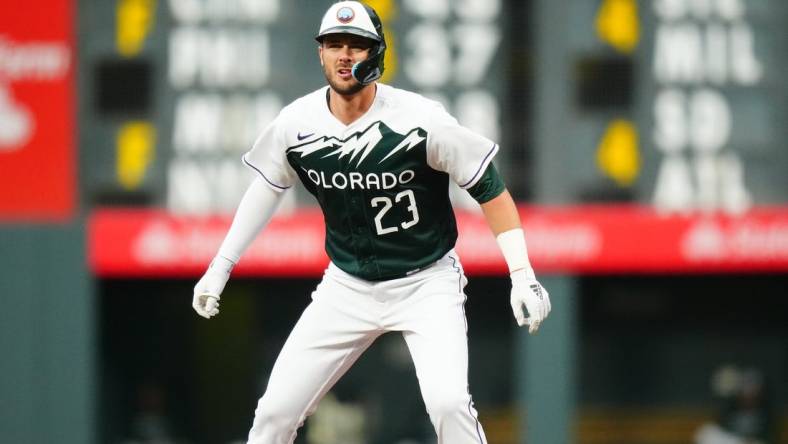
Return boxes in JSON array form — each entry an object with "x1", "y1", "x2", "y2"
[{"x1": 351, "y1": 41, "x2": 385, "y2": 85}]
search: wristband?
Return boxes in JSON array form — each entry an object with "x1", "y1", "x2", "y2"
[
  {"x1": 495, "y1": 228, "x2": 535, "y2": 278},
  {"x1": 510, "y1": 268, "x2": 536, "y2": 282},
  {"x1": 210, "y1": 255, "x2": 235, "y2": 275}
]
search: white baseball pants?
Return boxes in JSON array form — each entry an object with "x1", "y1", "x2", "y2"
[{"x1": 246, "y1": 250, "x2": 487, "y2": 444}]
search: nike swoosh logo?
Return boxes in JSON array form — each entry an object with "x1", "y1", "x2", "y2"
[{"x1": 297, "y1": 132, "x2": 315, "y2": 141}]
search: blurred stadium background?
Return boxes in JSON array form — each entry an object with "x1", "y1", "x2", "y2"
[{"x1": 1, "y1": 0, "x2": 786, "y2": 443}]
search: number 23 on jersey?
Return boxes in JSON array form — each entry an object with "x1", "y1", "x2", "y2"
[{"x1": 370, "y1": 189, "x2": 420, "y2": 235}]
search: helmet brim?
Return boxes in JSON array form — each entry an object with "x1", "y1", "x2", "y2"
[{"x1": 315, "y1": 26, "x2": 381, "y2": 44}]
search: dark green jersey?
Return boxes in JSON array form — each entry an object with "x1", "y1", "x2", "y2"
[{"x1": 243, "y1": 84, "x2": 500, "y2": 280}]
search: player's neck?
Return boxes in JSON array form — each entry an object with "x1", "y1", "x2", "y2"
[{"x1": 327, "y1": 84, "x2": 377, "y2": 126}]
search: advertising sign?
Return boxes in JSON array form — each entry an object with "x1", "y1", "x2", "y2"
[
  {"x1": 0, "y1": 0, "x2": 75, "y2": 221},
  {"x1": 89, "y1": 205, "x2": 788, "y2": 277}
]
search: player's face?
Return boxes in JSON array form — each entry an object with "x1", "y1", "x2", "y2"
[{"x1": 319, "y1": 34, "x2": 373, "y2": 96}]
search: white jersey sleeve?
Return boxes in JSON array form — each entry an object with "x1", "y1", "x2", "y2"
[
  {"x1": 425, "y1": 101, "x2": 499, "y2": 189},
  {"x1": 242, "y1": 114, "x2": 296, "y2": 192}
]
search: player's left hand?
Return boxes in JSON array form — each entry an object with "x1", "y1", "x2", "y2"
[{"x1": 510, "y1": 269, "x2": 551, "y2": 334}]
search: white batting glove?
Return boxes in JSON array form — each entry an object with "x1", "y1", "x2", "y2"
[
  {"x1": 510, "y1": 268, "x2": 551, "y2": 334},
  {"x1": 192, "y1": 256, "x2": 234, "y2": 319}
]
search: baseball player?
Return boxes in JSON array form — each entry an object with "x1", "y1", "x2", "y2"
[{"x1": 192, "y1": 2, "x2": 551, "y2": 443}]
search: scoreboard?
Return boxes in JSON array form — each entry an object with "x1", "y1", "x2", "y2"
[
  {"x1": 637, "y1": 0, "x2": 788, "y2": 212},
  {"x1": 533, "y1": 0, "x2": 787, "y2": 212}
]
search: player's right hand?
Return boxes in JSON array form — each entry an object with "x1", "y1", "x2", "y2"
[
  {"x1": 192, "y1": 256, "x2": 234, "y2": 319},
  {"x1": 192, "y1": 291, "x2": 221, "y2": 319},
  {"x1": 509, "y1": 268, "x2": 551, "y2": 334}
]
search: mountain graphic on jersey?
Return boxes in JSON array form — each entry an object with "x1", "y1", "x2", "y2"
[{"x1": 286, "y1": 121, "x2": 427, "y2": 170}]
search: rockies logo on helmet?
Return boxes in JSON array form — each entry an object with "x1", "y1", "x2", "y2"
[
  {"x1": 315, "y1": 1, "x2": 386, "y2": 85},
  {"x1": 336, "y1": 6, "x2": 354, "y2": 23}
]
